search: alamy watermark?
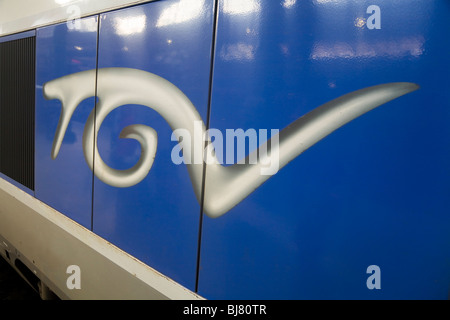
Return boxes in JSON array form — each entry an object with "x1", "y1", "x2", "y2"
[
  {"x1": 366, "y1": 265, "x2": 381, "y2": 290},
  {"x1": 170, "y1": 121, "x2": 280, "y2": 176},
  {"x1": 66, "y1": 265, "x2": 81, "y2": 290}
]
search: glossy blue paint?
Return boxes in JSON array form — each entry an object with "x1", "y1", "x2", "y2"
[
  {"x1": 30, "y1": 0, "x2": 450, "y2": 299},
  {"x1": 35, "y1": 17, "x2": 98, "y2": 229},
  {"x1": 92, "y1": 0, "x2": 214, "y2": 291},
  {"x1": 198, "y1": 0, "x2": 450, "y2": 299}
]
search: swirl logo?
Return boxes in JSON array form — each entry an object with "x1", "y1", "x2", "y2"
[{"x1": 43, "y1": 67, "x2": 418, "y2": 217}]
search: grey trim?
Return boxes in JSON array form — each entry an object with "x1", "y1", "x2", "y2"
[
  {"x1": 0, "y1": 178, "x2": 203, "y2": 300},
  {"x1": 0, "y1": 0, "x2": 155, "y2": 37}
]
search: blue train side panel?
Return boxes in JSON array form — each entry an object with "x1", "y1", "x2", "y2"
[
  {"x1": 32, "y1": 0, "x2": 450, "y2": 299},
  {"x1": 92, "y1": 1, "x2": 215, "y2": 291},
  {"x1": 198, "y1": 0, "x2": 450, "y2": 299},
  {"x1": 35, "y1": 17, "x2": 98, "y2": 229}
]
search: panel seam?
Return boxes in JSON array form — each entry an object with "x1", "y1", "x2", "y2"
[
  {"x1": 195, "y1": 0, "x2": 220, "y2": 293},
  {"x1": 91, "y1": 15, "x2": 101, "y2": 232}
]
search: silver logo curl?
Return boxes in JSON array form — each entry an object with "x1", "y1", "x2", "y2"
[{"x1": 43, "y1": 67, "x2": 418, "y2": 218}]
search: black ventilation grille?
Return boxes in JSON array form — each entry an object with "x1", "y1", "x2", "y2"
[{"x1": 0, "y1": 36, "x2": 36, "y2": 190}]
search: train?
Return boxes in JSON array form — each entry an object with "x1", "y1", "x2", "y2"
[{"x1": 0, "y1": 0, "x2": 449, "y2": 300}]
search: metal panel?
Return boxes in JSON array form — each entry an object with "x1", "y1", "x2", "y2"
[
  {"x1": 198, "y1": 0, "x2": 450, "y2": 299},
  {"x1": 0, "y1": 34, "x2": 35, "y2": 191},
  {"x1": 35, "y1": 16, "x2": 98, "y2": 229},
  {"x1": 92, "y1": 0, "x2": 215, "y2": 291}
]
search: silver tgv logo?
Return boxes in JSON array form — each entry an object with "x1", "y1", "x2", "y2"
[{"x1": 43, "y1": 68, "x2": 418, "y2": 218}]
